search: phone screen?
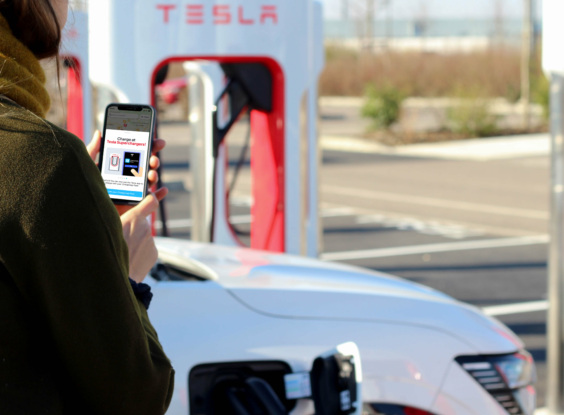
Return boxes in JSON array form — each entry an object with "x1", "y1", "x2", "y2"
[{"x1": 100, "y1": 104, "x2": 154, "y2": 204}]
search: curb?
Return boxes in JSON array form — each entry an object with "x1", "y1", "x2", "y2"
[{"x1": 320, "y1": 133, "x2": 550, "y2": 161}]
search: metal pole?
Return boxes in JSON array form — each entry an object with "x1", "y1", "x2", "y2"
[
  {"x1": 520, "y1": 0, "x2": 532, "y2": 129},
  {"x1": 548, "y1": 72, "x2": 564, "y2": 414},
  {"x1": 365, "y1": 0, "x2": 374, "y2": 51},
  {"x1": 341, "y1": 0, "x2": 349, "y2": 20},
  {"x1": 385, "y1": 0, "x2": 392, "y2": 49},
  {"x1": 494, "y1": 0, "x2": 504, "y2": 42}
]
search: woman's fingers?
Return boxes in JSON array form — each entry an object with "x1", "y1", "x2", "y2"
[
  {"x1": 146, "y1": 139, "x2": 165, "y2": 186},
  {"x1": 147, "y1": 169, "x2": 158, "y2": 185},
  {"x1": 152, "y1": 138, "x2": 166, "y2": 155},
  {"x1": 152, "y1": 187, "x2": 168, "y2": 202}
]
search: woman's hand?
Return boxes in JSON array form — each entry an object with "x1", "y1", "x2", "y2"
[
  {"x1": 86, "y1": 130, "x2": 167, "y2": 216},
  {"x1": 86, "y1": 130, "x2": 169, "y2": 281},
  {"x1": 120, "y1": 191, "x2": 166, "y2": 282}
]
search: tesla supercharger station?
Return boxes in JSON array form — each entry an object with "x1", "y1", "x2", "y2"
[
  {"x1": 88, "y1": 0, "x2": 324, "y2": 257},
  {"x1": 544, "y1": 1, "x2": 564, "y2": 413},
  {"x1": 60, "y1": 2, "x2": 92, "y2": 143}
]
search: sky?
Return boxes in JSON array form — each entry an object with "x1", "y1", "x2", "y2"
[{"x1": 321, "y1": 0, "x2": 542, "y2": 20}]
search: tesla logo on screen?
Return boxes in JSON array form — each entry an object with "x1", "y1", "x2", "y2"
[{"x1": 156, "y1": 4, "x2": 278, "y2": 25}]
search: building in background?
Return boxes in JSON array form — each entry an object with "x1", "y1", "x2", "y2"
[{"x1": 323, "y1": 0, "x2": 542, "y2": 53}]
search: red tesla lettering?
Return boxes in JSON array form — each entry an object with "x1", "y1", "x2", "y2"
[
  {"x1": 238, "y1": 6, "x2": 254, "y2": 25},
  {"x1": 157, "y1": 4, "x2": 176, "y2": 24},
  {"x1": 186, "y1": 4, "x2": 203, "y2": 24},
  {"x1": 213, "y1": 5, "x2": 231, "y2": 24},
  {"x1": 260, "y1": 5, "x2": 277, "y2": 24},
  {"x1": 157, "y1": 3, "x2": 279, "y2": 26}
]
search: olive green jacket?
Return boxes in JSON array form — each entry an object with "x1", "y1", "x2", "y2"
[{"x1": 0, "y1": 97, "x2": 174, "y2": 414}]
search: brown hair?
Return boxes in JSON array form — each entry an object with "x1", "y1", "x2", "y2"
[{"x1": 0, "y1": 0, "x2": 61, "y2": 59}]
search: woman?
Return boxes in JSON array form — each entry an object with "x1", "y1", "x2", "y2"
[{"x1": 0, "y1": 0, "x2": 175, "y2": 413}]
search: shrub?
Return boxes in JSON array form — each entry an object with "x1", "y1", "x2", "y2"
[
  {"x1": 447, "y1": 88, "x2": 499, "y2": 137},
  {"x1": 532, "y1": 73, "x2": 550, "y2": 120},
  {"x1": 319, "y1": 45, "x2": 522, "y2": 100},
  {"x1": 361, "y1": 84, "x2": 405, "y2": 130}
]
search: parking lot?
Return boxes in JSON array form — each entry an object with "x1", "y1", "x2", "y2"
[{"x1": 157, "y1": 112, "x2": 550, "y2": 407}]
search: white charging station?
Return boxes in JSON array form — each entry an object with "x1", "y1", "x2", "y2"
[{"x1": 88, "y1": 0, "x2": 324, "y2": 257}]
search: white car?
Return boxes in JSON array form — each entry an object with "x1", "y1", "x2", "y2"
[{"x1": 148, "y1": 237, "x2": 536, "y2": 415}]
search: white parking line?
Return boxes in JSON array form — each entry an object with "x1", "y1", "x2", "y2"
[
  {"x1": 323, "y1": 185, "x2": 548, "y2": 220},
  {"x1": 482, "y1": 300, "x2": 548, "y2": 317},
  {"x1": 321, "y1": 234, "x2": 549, "y2": 261}
]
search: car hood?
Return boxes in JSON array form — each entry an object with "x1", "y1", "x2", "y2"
[{"x1": 155, "y1": 238, "x2": 523, "y2": 353}]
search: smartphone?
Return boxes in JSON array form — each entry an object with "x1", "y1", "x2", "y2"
[{"x1": 99, "y1": 103, "x2": 156, "y2": 205}]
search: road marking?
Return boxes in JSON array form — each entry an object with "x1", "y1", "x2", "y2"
[
  {"x1": 322, "y1": 206, "x2": 358, "y2": 217},
  {"x1": 323, "y1": 185, "x2": 548, "y2": 220},
  {"x1": 355, "y1": 214, "x2": 484, "y2": 239},
  {"x1": 482, "y1": 300, "x2": 548, "y2": 317},
  {"x1": 321, "y1": 203, "x2": 537, "y2": 237},
  {"x1": 321, "y1": 234, "x2": 549, "y2": 261}
]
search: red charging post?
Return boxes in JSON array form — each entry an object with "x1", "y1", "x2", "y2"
[
  {"x1": 65, "y1": 58, "x2": 84, "y2": 140},
  {"x1": 60, "y1": 6, "x2": 91, "y2": 144},
  {"x1": 250, "y1": 61, "x2": 285, "y2": 252}
]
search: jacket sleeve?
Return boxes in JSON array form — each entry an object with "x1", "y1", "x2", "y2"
[{"x1": 3, "y1": 133, "x2": 174, "y2": 414}]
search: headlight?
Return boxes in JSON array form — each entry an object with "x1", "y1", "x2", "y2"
[{"x1": 456, "y1": 351, "x2": 536, "y2": 415}]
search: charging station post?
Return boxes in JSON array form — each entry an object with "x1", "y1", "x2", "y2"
[{"x1": 543, "y1": 1, "x2": 564, "y2": 412}]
